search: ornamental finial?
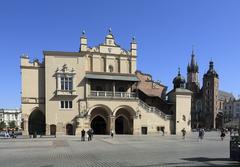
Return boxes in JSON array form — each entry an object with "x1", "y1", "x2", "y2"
[{"x1": 108, "y1": 28, "x2": 112, "y2": 34}]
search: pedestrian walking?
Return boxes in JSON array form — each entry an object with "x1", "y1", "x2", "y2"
[
  {"x1": 81, "y1": 129, "x2": 85, "y2": 141},
  {"x1": 181, "y1": 128, "x2": 186, "y2": 140},
  {"x1": 90, "y1": 128, "x2": 94, "y2": 140},
  {"x1": 110, "y1": 129, "x2": 114, "y2": 138},
  {"x1": 161, "y1": 127, "x2": 165, "y2": 136},
  {"x1": 87, "y1": 129, "x2": 92, "y2": 141},
  {"x1": 220, "y1": 128, "x2": 225, "y2": 140},
  {"x1": 198, "y1": 128, "x2": 204, "y2": 141}
]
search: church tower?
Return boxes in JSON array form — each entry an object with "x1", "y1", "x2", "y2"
[
  {"x1": 186, "y1": 50, "x2": 200, "y2": 93},
  {"x1": 202, "y1": 60, "x2": 219, "y2": 129},
  {"x1": 186, "y1": 50, "x2": 201, "y2": 128}
]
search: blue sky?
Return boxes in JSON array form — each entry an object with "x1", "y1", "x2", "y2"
[{"x1": 0, "y1": 0, "x2": 240, "y2": 108}]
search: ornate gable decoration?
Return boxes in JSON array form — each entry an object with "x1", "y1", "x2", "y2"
[{"x1": 56, "y1": 64, "x2": 76, "y2": 75}]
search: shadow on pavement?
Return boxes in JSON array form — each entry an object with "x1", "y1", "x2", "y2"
[{"x1": 182, "y1": 157, "x2": 240, "y2": 166}]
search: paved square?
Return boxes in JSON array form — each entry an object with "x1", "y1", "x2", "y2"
[{"x1": 0, "y1": 132, "x2": 239, "y2": 167}]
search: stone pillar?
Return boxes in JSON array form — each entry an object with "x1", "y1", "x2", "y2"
[
  {"x1": 110, "y1": 116, "x2": 115, "y2": 132},
  {"x1": 84, "y1": 116, "x2": 91, "y2": 130},
  {"x1": 46, "y1": 124, "x2": 50, "y2": 135},
  {"x1": 22, "y1": 114, "x2": 29, "y2": 136}
]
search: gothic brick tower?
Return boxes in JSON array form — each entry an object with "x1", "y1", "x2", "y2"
[
  {"x1": 202, "y1": 60, "x2": 219, "y2": 129},
  {"x1": 186, "y1": 50, "x2": 200, "y2": 92},
  {"x1": 186, "y1": 50, "x2": 200, "y2": 128}
]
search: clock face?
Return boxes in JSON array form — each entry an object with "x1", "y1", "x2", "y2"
[{"x1": 108, "y1": 48, "x2": 112, "y2": 53}]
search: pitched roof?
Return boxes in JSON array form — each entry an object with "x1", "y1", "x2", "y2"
[{"x1": 218, "y1": 90, "x2": 235, "y2": 101}]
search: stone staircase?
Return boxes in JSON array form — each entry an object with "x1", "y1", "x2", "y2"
[{"x1": 138, "y1": 99, "x2": 172, "y2": 120}]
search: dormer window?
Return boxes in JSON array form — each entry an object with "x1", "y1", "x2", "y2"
[
  {"x1": 56, "y1": 64, "x2": 76, "y2": 95},
  {"x1": 61, "y1": 76, "x2": 73, "y2": 90}
]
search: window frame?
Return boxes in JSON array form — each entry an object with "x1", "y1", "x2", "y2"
[{"x1": 60, "y1": 101, "x2": 73, "y2": 109}]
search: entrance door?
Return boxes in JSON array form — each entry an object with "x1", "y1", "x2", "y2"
[
  {"x1": 28, "y1": 110, "x2": 45, "y2": 135},
  {"x1": 66, "y1": 124, "x2": 74, "y2": 135},
  {"x1": 141, "y1": 127, "x2": 148, "y2": 135},
  {"x1": 91, "y1": 116, "x2": 107, "y2": 134},
  {"x1": 50, "y1": 124, "x2": 56, "y2": 135}
]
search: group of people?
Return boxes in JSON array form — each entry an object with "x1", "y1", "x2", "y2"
[
  {"x1": 81, "y1": 128, "x2": 94, "y2": 141},
  {"x1": 180, "y1": 127, "x2": 236, "y2": 141},
  {"x1": 181, "y1": 128, "x2": 205, "y2": 140},
  {"x1": 80, "y1": 129, "x2": 115, "y2": 141},
  {"x1": 3, "y1": 129, "x2": 16, "y2": 138}
]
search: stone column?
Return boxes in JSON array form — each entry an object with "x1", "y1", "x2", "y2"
[
  {"x1": 23, "y1": 114, "x2": 29, "y2": 136},
  {"x1": 46, "y1": 124, "x2": 50, "y2": 135},
  {"x1": 110, "y1": 116, "x2": 116, "y2": 132}
]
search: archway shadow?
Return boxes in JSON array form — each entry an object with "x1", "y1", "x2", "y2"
[{"x1": 181, "y1": 157, "x2": 240, "y2": 167}]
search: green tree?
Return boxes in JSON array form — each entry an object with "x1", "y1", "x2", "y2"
[
  {"x1": 9, "y1": 121, "x2": 16, "y2": 129},
  {"x1": 0, "y1": 121, "x2": 6, "y2": 130}
]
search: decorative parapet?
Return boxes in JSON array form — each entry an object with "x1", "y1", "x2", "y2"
[
  {"x1": 56, "y1": 90, "x2": 76, "y2": 96},
  {"x1": 21, "y1": 97, "x2": 45, "y2": 104},
  {"x1": 20, "y1": 54, "x2": 44, "y2": 68},
  {"x1": 88, "y1": 91, "x2": 138, "y2": 100}
]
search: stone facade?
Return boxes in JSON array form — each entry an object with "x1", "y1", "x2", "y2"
[
  {"x1": 20, "y1": 30, "x2": 191, "y2": 136},
  {"x1": 223, "y1": 98, "x2": 240, "y2": 128},
  {"x1": 185, "y1": 51, "x2": 234, "y2": 129},
  {"x1": 0, "y1": 108, "x2": 22, "y2": 129}
]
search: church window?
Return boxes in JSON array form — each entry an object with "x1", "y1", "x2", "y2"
[{"x1": 207, "y1": 82, "x2": 210, "y2": 87}]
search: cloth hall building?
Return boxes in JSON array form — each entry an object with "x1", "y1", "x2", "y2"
[{"x1": 20, "y1": 30, "x2": 192, "y2": 136}]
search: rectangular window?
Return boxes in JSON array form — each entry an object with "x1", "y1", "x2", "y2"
[
  {"x1": 61, "y1": 101, "x2": 64, "y2": 108},
  {"x1": 60, "y1": 76, "x2": 73, "y2": 91},
  {"x1": 60, "y1": 101, "x2": 73, "y2": 109},
  {"x1": 61, "y1": 77, "x2": 64, "y2": 90}
]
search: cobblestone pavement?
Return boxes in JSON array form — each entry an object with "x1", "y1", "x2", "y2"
[{"x1": 0, "y1": 132, "x2": 239, "y2": 167}]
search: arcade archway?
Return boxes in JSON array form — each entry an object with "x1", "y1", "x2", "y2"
[
  {"x1": 28, "y1": 109, "x2": 45, "y2": 135},
  {"x1": 90, "y1": 106, "x2": 111, "y2": 135},
  {"x1": 114, "y1": 107, "x2": 134, "y2": 134}
]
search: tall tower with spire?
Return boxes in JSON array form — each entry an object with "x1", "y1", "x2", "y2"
[
  {"x1": 202, "y1": 60, "x2": 219, "y2": 129},
  {"x1": 186, "y1": 49, "x2": 200, "y2": 93}
]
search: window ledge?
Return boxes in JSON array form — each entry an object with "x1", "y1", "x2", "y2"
[{"x1": 56, "y1": 90, "x2": 76, "y2": 96}]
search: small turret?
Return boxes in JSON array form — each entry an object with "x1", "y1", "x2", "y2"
[
  {"x1": 105, "y1": 28, "x2": 115, "y2": 46},
  {"x1": 130, "y1": 36, "x2": 137, "y2": 56},
  {"x1": 205, "y1": 60, "x2": 218, "y2": 78},
  {"x1": 80, "y1": 30, "x2": 87, "y2": 52},
  {"x1": 173, "y1": 68, "x2": 186, "y2": 89}
]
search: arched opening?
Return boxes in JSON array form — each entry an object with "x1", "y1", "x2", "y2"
[
  {"x1": 90, "y1": 106, "x2": 111, "y2": 135},
  {"x1": 114, "y1": 107, "x2": 135, "y2": 134},
  {"x1": 91, "y1": 116, "x2": 107, "y2": 134},
  {"x1": 115, "y1": 116, "x2": 130, "y2": 134},
  {"x1": 28, "y1": 109, "x2": 45, "y2": 135},
  {"x1": 50, "y1": 124, "x2": 56, "y2": 135},
  {"x1": 66, "y1": 124, "x2": 74, "y2": 135}
]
